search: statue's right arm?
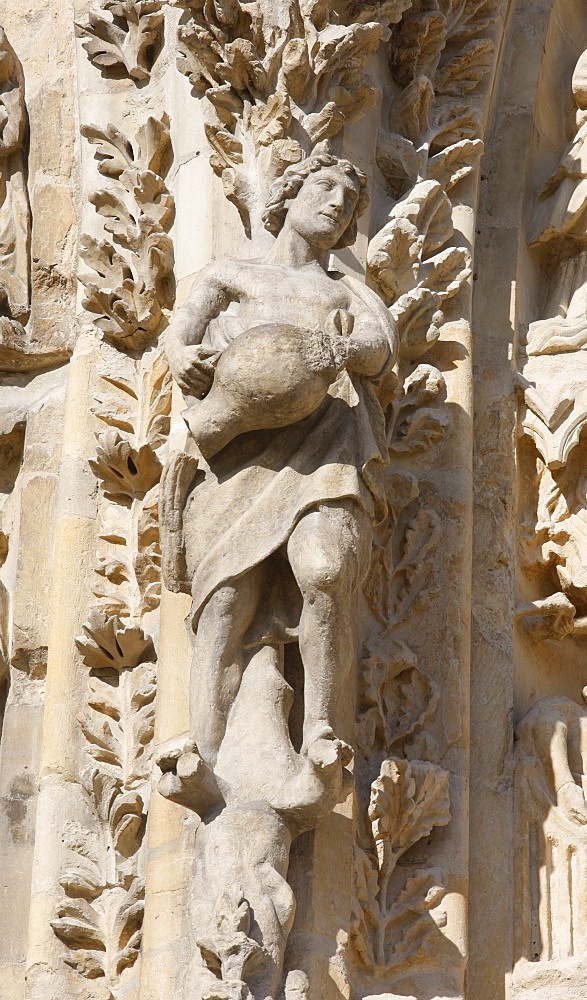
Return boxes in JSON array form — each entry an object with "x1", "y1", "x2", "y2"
[{"x1": 165, "y1": 264, "x2": 234, "y2": 395}]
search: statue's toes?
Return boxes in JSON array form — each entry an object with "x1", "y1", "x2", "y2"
[{"x1": 155, "y1": 736, "x2": 199, "y2": 773}]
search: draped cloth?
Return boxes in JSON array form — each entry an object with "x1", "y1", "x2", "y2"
[{"x1": 175, "y1": 275, "x2": 396, "y2": 630}]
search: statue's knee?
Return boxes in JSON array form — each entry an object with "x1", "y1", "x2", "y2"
[{"x1": 297, "y1": 549, "x2": 352, "y2": 597}]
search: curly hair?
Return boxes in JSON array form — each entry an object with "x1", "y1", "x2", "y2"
[{"x1": 262, "y1": 153, "x2": 369, "y2": 250}]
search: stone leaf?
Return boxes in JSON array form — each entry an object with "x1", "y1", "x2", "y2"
[
  {"x1": 76, "y1": 609, "x2": 155, "y2": 671},
  {"x1": 245, "y1": 92, "x2": 291, "y2": 151},
  {"x1": 427, "y1": 136, "x2": 483, "y2": 189},
  {"x1": 357, "y1": 644, "x2": 439, "y2": 757},
  {"x1": 84, "y1": 661, "x2": 156, "y2": 792},
  {"x1": 389, "y1": 507, "x2": 440, "y2": 622},
  {"x1": 444, "y1": 0, "x2": 498, "y2": 43},
  {"x1": 80, "y1": 117, "x2": 174, "y2": 351},
  {"x1": 429, "y1": 96, "x2": 483, "y2": 149},
  {"x1": 77, "y1": 0, "x2": 164, "y2": 82},
  {"x1": 368, "y1": 180, "x2": 454, "y2": 304},
  {"x1": 90, "y1": 429, "x2": 163, "y2": 501},
  {"x1": 51, "y1": 897, "x2": 106, "y2": 970},
  {"x1": 390, "y1": 287, "x2": 444, "y2": 360},
  {"x1": 376, "y1": 128, "x2": 425, "y2": 197},
  {"x1": 351, "y1": 844, "x2": 381, "y2": 970},
  {"x1": 93, "y1": 484, "x2": 162, "y2": 620},
  {"x1": 369, "y1": 757, "x2": 451, "y2": 862},
  {"x1": 93, "y1": 352, "x2": 172, "y2": 450},
  {"x1": 53, "y1": 879, "x2": 145, "y2": 986},
  {"x1": 435, "y1": 37, "x2": 494, "y2": 95},
  {"x1": 390, "y1": 7, "x2": 448, "y2": 87},
  {"x1": 342, "y1": 0, "x2": 412, "y2": 26},
  {"x1": 83, "y1": 115, "x2": 172, "y2": 180},
  {"x1": 391, "y1": 405, "x2": 450, "y2": 454},
  {"x1": 378, "y1": 869, "x2": 448, "y2": 972},
  {"x1": 81, "y1": 123, "x2": 135, "y2": 179},
  {"x1": 388, "y1": 364, "x2": 448, "y2": 452},
  {"x1": 392, "y1": 74, "x2": 435, "y2": 145},
  {"x1": 198, "y1": 886, "x2": 267, "y2": 984}
]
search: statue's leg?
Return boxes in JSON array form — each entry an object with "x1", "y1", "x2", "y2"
[
  {"x1": 286, "y1": 499, "x2": 372, "y2": 761},
  {"x1": 191, "y1": 563, "x2": 266, "y2": 766}
]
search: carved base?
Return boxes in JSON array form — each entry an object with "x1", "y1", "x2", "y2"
[{"x1": 157, "y1": 644, "x2": 354, "y2": 999}]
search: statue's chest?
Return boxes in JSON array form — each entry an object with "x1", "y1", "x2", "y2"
[{"x1": 239, "y1": 271, "x2": 350, "y2": 328}]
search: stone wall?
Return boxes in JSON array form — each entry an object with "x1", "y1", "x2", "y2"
[{"x1": 0, "y1": 2, "x2": 585, "y2": 999}]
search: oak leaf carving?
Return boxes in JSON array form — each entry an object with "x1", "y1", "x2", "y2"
[{"x1": 77, "y1": 0, "x2": 164, "y2": 82}]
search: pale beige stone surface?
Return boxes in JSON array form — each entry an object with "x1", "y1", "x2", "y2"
[{"x1": 0, "y1": 1, "x2": 585, "y2": 999}]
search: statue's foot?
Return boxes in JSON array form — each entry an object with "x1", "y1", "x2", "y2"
[
  {"x1": 302, "y1": 724, "x2": 353, "y2": 769},
  {"x1": 156, "y1": 737, "x2": 223, "y2": 817}
]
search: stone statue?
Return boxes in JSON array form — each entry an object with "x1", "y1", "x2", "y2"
[
  {"x1": 0, "y1": 27, "x2": 30, "y2": 323},
  {"x1": 164, "y1": 150, "x2": 396, "y2": 771},
  {"x1": 515, "y1": 693, "x2": 587, "y2": 971},
  {"x1": 526, "y1": 48, "x2": 587, "y2": 355},
  {"x1": 159, "y1": 151, "x2": 397, "y2": 999}
]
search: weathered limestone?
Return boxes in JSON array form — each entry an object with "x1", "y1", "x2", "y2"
[{"x1": 0, "y1": 2, "x2": 585, "y2": 1000}]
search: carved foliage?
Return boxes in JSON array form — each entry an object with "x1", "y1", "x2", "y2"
[
  {"x1": 173, "y1": 0, "x2": 410, "y2": 235},
  {"x1": 90, "y1": 352, "x2": 171, "y2": 620},
  {"x1": 353, "y1": 758, "x2": 450, "y2": 973},
  {"x1": 53, "y1": 607, "x2": 156, "y2": 991},
  {"x1": 353, "y1": 349, "x2": 452, "y2": 982},
  {"x1": 53, "y1": 361, "x2": 171, "y2": 985},
  {"x1": 0, "y1": 28, "x2": 31, "y2": 325},
  {"x1": 197, "y1": 885, "x2": 267, "y2": 995},
  {"x1": 386, "y1": 0, "x2": 495, "y2": 186},
  {"x1": 352, "y1": 649, "x2": 450, "y2": 977},
  {"x1": 77, "y1": 0, "x2": 164, "y2": 81},
  {"x1": 368, "y1": 180, "x2": 471, "y2": 359},
  {"x1": 368, "y1": 0, "x2": 496, "y2": 359},
  {"x1": 80, "y1": 116, "x2": 174, "y2": 352}
]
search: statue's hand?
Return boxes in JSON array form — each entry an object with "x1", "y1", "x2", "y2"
[
  {"x1": 168, "y1": 343, "x2": 221, "y2": 398},
  {"x1": 557, "y1": 780, "x2": 587, "y2": 824}
]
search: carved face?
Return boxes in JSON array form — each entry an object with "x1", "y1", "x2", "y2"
[{"x1": 285, "y1": 165, "x2": 361, "y2": 251}]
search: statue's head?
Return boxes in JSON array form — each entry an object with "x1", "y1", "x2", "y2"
[
  {"x1": 263, "y1": 152, "x2": 369, "y2": 251},
  {"x1": 284, "y1": 969, "x2": 309, "y2": 1000}
]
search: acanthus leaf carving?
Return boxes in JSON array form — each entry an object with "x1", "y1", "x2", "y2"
[{"x1": 76, "y1": 0, "x2": 164, "y2": 82}]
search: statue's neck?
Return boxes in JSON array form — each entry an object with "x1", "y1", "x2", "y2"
[{"x1": 266, "y1": 225, "x2": 328, "y2": 272}]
